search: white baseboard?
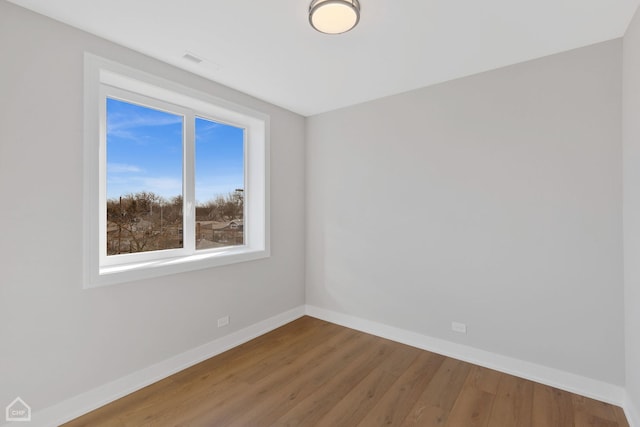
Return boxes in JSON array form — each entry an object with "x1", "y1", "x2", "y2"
[
  {"x1": 4, "y1": 305, "x2": 633, "y2": 426},
  {"x1": 626, "y1": 392, "x2": 640, "y2": 427},
  {"x1": 5, "y1": 306, "x2": 305, "y2": 427},
  {"x1": 305, "y1": 305, "x2": 626, "y2": 408}
]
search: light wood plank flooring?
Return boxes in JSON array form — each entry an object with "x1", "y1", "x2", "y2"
[{"x1": 64, "y1": 316, "x2": 629, "y2": 426}]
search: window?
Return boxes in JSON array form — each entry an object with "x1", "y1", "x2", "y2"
[{"x1": 84, "y1": 54, "x2": 269, "y2": 287}]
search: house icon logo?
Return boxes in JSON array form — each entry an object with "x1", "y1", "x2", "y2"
[{"x1": 5, "y1": 397, "x2": 31, "y2": 422}]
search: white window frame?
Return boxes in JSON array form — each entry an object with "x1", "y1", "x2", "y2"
[{"x1": 83, "y1": 54, "x2": 270, "y2": 288}]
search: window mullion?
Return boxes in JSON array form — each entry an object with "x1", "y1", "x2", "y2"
[{"x1": 183, "y1": 112, "x2": 196, "y2": 253}]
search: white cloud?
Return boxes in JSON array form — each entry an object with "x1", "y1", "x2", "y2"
[
  {"x1": 107, "y1": 110, "x2": 183, "y2": 141},
  {"x1": 108, "y1": 163, "x2": 143, "y2": 173},
  {"x1": 107, "y1": 175, "x2": 183, "y2": 200},
  {"x1": 141, "y1": 177, "x2": 183, "y2": 194}
]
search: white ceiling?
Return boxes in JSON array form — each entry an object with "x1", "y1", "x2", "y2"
[{"x1": 8, "y1": 0, "x2": 640, "y2": 116}]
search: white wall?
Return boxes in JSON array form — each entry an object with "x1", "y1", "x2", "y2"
[
  {"x1": 0, "y1": 0, "x2": 305, "y2": 413},
  {"x1": 624, "y1": 5, "x2": 640, "y2": 419},
  {"x1": 306, "y1": 40, "x2": 625, "y2": 385},
  {"x1": 1, "y1": 0, "x2": 634, "y2": 418}
]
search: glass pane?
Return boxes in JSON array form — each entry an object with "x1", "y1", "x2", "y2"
[
  {"x1": 106, "y1": 97, "x2": 184, "y2": 255},
  {"x1": 195, "y1": 117, "x2": 245, "y2": 250}
]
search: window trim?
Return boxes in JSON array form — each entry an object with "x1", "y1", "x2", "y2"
[{"x1": 83, "y1": 53, "x2": 270, "y2": 288}]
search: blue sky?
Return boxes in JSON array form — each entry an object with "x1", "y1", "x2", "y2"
[{"x1": 106, "y1": 98, "x2": 244, "y2": 204}]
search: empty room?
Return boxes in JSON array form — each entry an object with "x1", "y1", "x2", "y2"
[{"x1": 1, "y1": 0, "x2": 639, "y2": 425}]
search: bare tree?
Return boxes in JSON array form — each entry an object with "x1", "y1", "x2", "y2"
[
  {"x1": 106, "y1": 192, "x2": 182, "y2": 254},
  {"x1": 197, "y1": 190, "x2": 243, "y2": 221}
]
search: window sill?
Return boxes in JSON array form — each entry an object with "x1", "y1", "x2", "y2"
[{"x1": 86, "y1": 246, "x2": 269, "y2": 288}]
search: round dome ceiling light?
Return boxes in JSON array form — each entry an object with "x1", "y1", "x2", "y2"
[{"x1": 309, "y1": 0, "x2": 361, "y2": 35}]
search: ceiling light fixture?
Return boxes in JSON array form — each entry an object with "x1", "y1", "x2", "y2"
[{"x1": 309, "y1": 0, "x2": 360, "y2": 35}]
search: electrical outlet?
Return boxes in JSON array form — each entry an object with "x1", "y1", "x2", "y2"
[
  {"x1": 452, "y1": 322, "x2": 467, "y2": 334},
  {"x1": 217, "y1": 315, "x2": 230, "y2": 328}
]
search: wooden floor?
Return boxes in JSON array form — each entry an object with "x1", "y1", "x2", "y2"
[{"x1": 64, "y1": 316, "x2": 629, "y2": 427}]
